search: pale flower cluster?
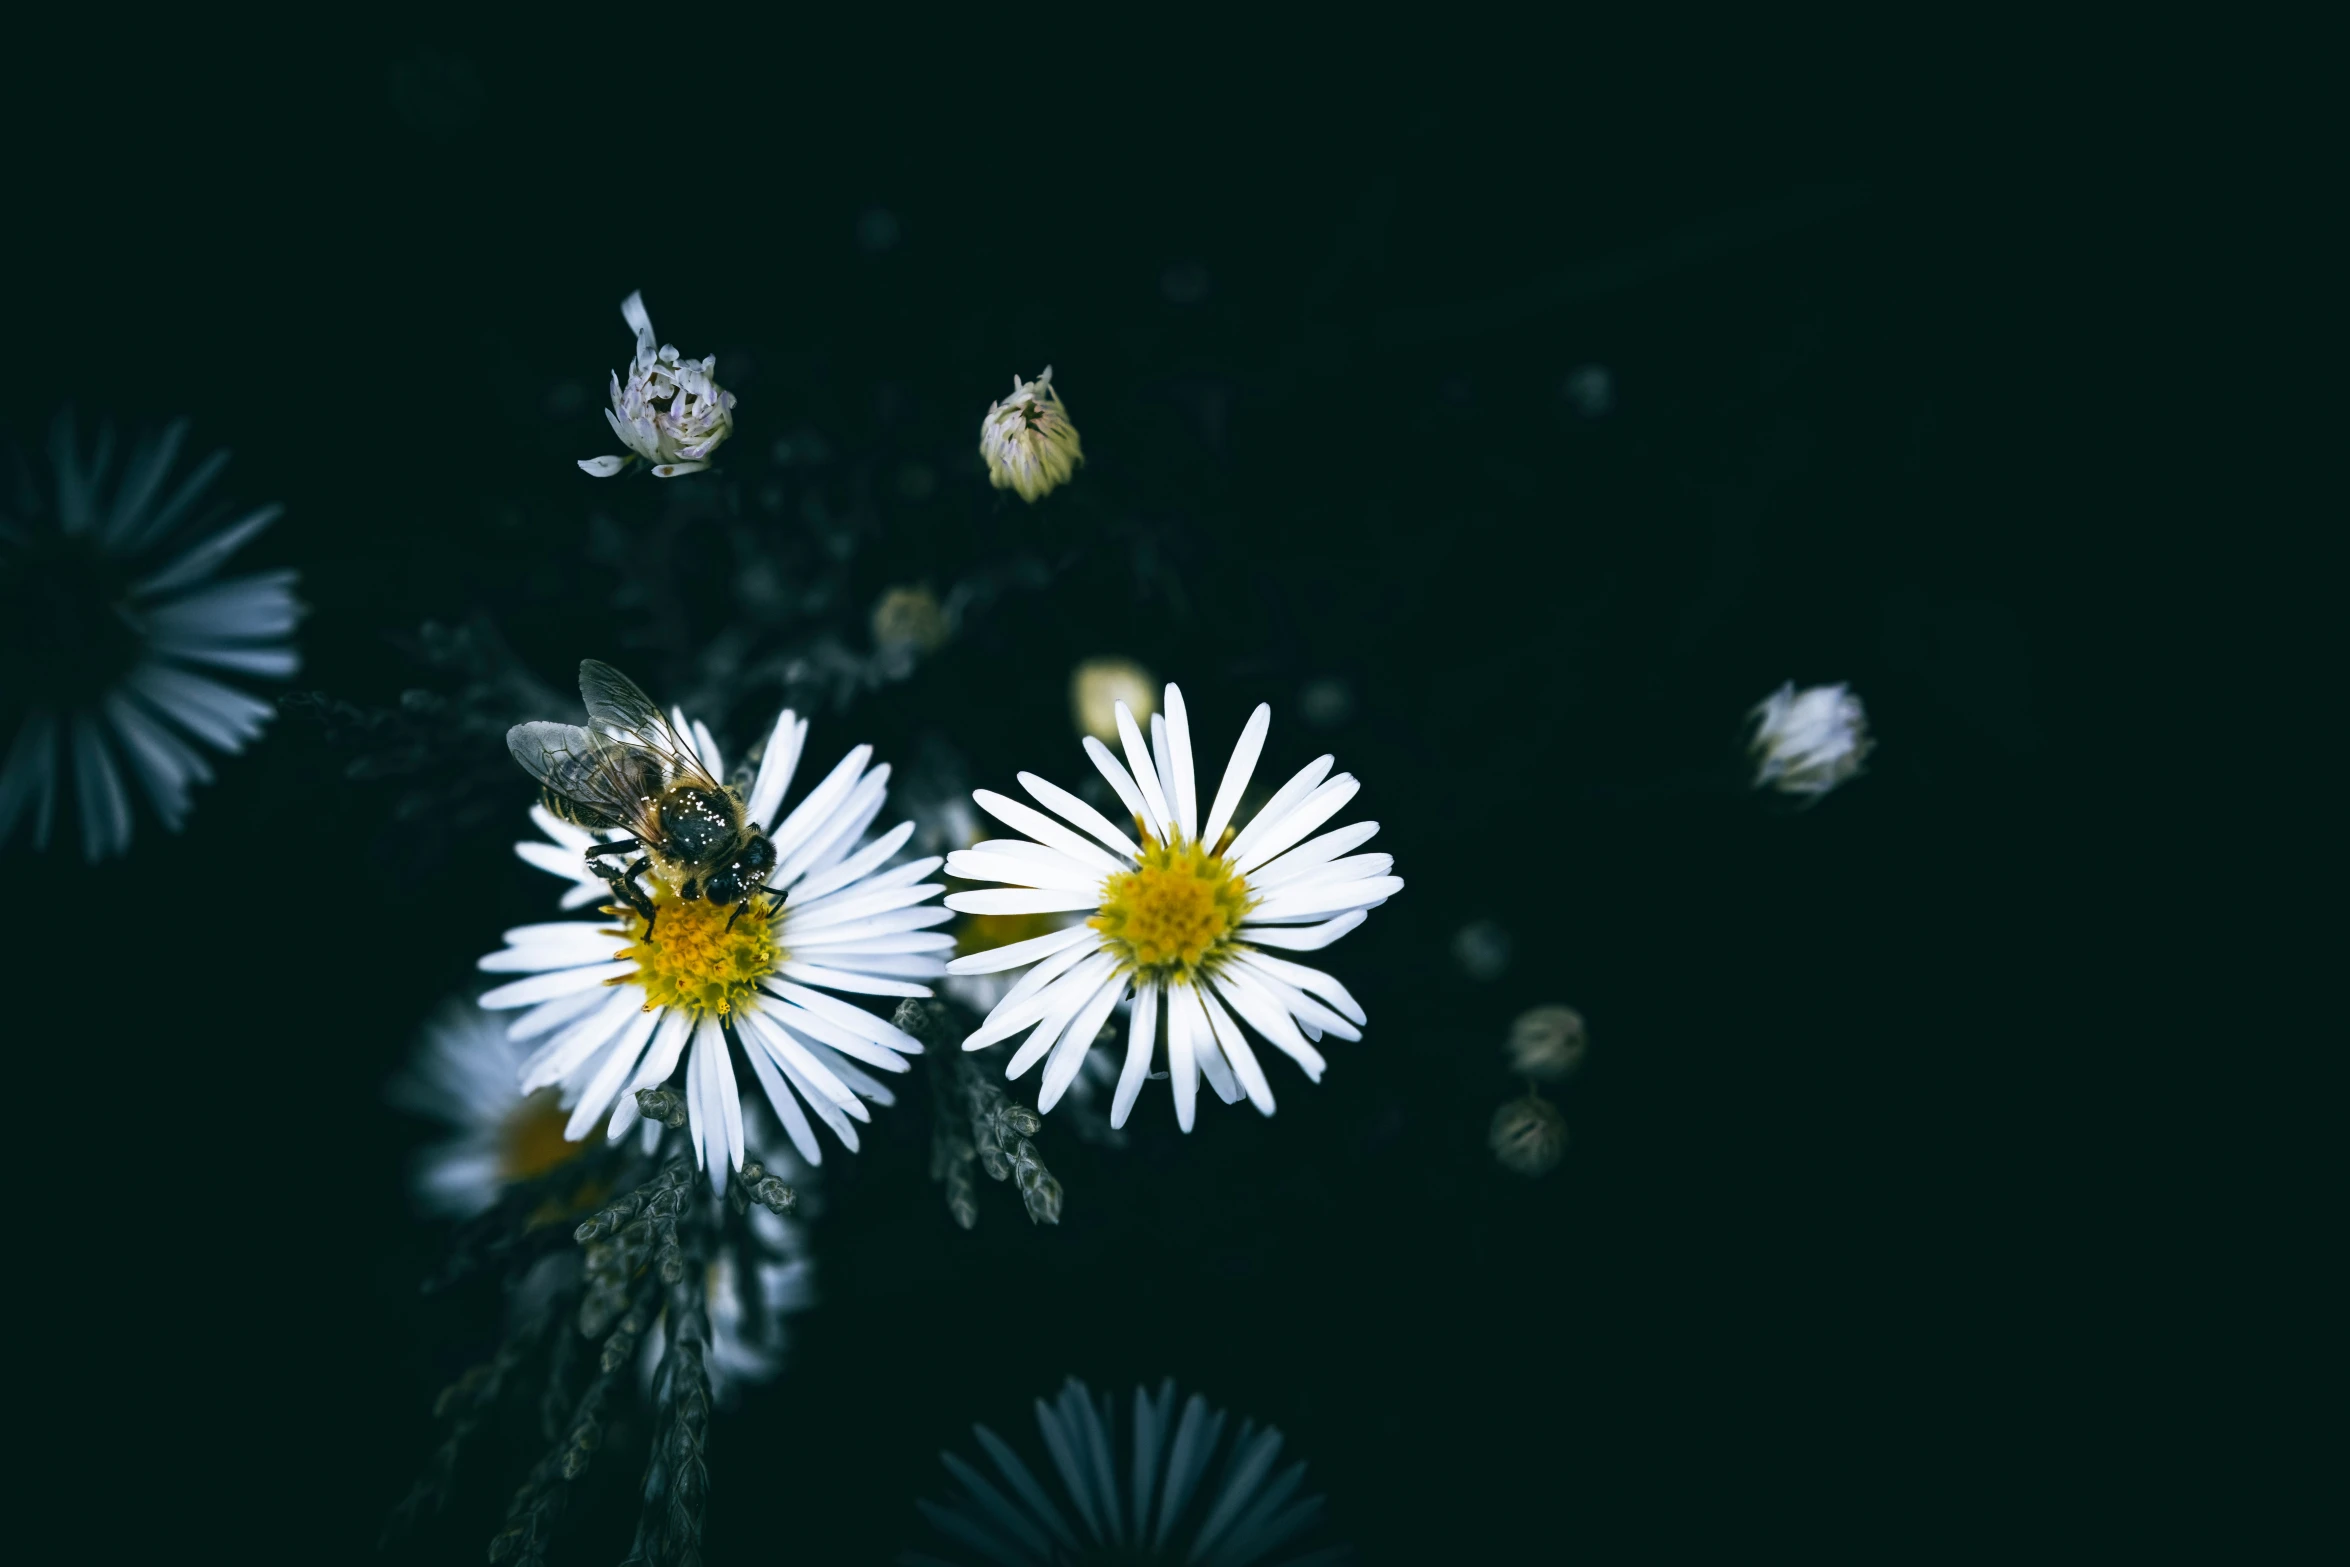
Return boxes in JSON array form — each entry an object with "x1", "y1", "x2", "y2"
[
  {"x1": 978, "y1": 367, "x2": 1083, "y2": 502},
  {"x1": 579, "y1": 291, "x2": 736, "y2": 479},
  {"x1": 1749, "y1": 681, "x2": 1873, "y2": 798}
]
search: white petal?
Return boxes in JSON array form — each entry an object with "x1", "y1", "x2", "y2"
[
  {"x1": 500, "y1": 985, "x2": 608, "y2": 1043},
  {"x1": 1165, "y1": 984, "x2": 1200, "y2": 1132},
  {"x1": 944, "y1": 850, "x2": 1104, "y2": 892},
  {"x1": 1038, "y1": 970, "x2": 1129, "y2": 1113},
  {"x1": 993, "y1": 930, "x2": 1108, "y2": 1013},
  {"x1": 737, "y1": 1005, "x2": 858, "y2": 1108},
  {"x1": 1234, "y1": 911, "x2": 1367, "y2": 951},
  {"x1": 752, "y1": 997, "x2": 912, "y2": 1072},
  {"x1": 786, "y1": 819, "x2": 912, "y2": 904},
  {"x1": 768, "y1": 745, "x2": 872, "y2": 865},
  {"x1": 779, "y1": 905, "x2": 952, "y2": 947},
  {"x1": 1211, "y1": 967, "x2": 1327, "y2": 1081},
  {"x1": 1113, "y1": 703, "x2": 1175, "y2": 839},
  {"x1": 1235, "y1": 949, "x2": 1367, "y2": 1025},
  {"x1": 1221, "y1": 755, "x2": 1332, "y2": 868},
  {"x1": 740, "y1": 1027, "x2": 823, "y2": 1165},
  {"x1": 1246, "y1": 820, "x2": 1380, "y2": 888},
  {"x1": 160, "y1": 642, "x2": 300, "y2": 679},
  {"x1": 1007, "y1": 964, "x2": 1125, "y2": 1081},
  {"x1": 1195, "y1": 982, "x2": 1276, "y2": 1113},
  {"x1": 972, "y1": 789, "x2": 1126, "y2": 876},
  {"x1": 1199, "y1": 703, "x2": 1270, "y2": 848},
  {"x1": 790, "y1": 929, "x2": 955, "y2": 957},
  {"x1": 562, "y1": 1006, "x2": 661, "y2": 1139},
  {"x1": 1232, "y1": 775, "x2": 1360, "y2": 876},
  {"x1": 1162, "y1": 685, "x2": 1200, "y2": 842},
  {"x1": 651, "y1": 461, "x2": 711, "y2": 478},
  {"x1": 945, "y1": 923, "x2": 1095, "y2": 976},
  {"x1": 744, "y1": 709, "x2": 808, "y2": 830},
  {"x1": 519, "y1": 989, "x2": 639, "y2": 1091},
  {"x1": 578, "y1": 455, "x2": 630, "y2": 477},
  {"x1": 945, "y1": 887, "x2": 1104, "y2": 916},
  {"x1": 801, "y1": 1042, "x2": 896, "y2": 1106},
  {"x1": 967, "y1": 950, "x2": 1119, "y2": 1051},
  {"x1": 776, "y1": 960, "x2": 931, "y2": 997},
  {"x1": 478, "y1": 928, "x2": 621, "y2": 972},
  {"x1": 1112, "y1": 980, "x2": 1159, "y2": 1129},
  {"x1": 1247, "y1": 874, "x2": 1405, "y2": 922},
  {"x1": 1018, "y1": 770, "x2": 1141, "y2": 860},
  {"x1": 759, "y1": 979, "x2": 928, "y2": 1054},
  {"x1": 529, "y1": 803, "x2": 598, "y2": 852},
  {"x1": 786, "y1": 879, "x2": 943, "y2": 934},
  {"x1": 773, "y1": 767, "x2": 889, "y2": 887},
  {"x1": 1190, "y1": 993, "x2": 1245, "y2": 1106},
  {"x1": 1232, "y1": 953, "x2": 1361, "y2": 1041},
  {"x1": 1081, "y1": 735, "x2": 1155, "y2": 832},
  {"x1": 479, "y1": 962, "x2": 635, "y2": 1009}
]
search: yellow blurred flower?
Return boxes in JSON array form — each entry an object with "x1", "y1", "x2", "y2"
[{"x1": 1069, "y1": 657, "x2": 1155, "y2": 742}]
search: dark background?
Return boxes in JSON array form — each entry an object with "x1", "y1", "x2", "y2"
[{"x1": 8, "y1": 39, "x2": 2115, "y2": 1565}]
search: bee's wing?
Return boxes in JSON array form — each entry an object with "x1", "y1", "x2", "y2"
[
  {"x1": 507, "y1": 721, "x2": 662, "y2": 835},
  {"x1": 577, "y1": 659, "x2": 722, "y2": 790}
]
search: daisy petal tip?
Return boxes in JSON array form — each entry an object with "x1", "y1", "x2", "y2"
[{"x1": 577, "y1": 455, "x2": 630, "y2": 477}]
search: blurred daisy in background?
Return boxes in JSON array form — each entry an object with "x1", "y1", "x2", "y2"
[
  {"x1": 477, "y1": 702, "x2": 947, "y2": 1186},
  {"x1": 0, "y1": 415, "x2": 300, "y2": 861},
  {"x1": 909, "y1": 1376, "x2": 1347, "y2": 1567},
  {"x1": 979, "y1": 367, "x2": 1083, "y2": 503},
  {"x1": 1069, "y1": 655, "x2": 1154, "y2": 743},
  {"x1": 389, "y1": 1002, "x2": 606, "y2": 1219},
  {"x1": 1749, "y1": 680, "x2": 1873, "y2": 799},
  {"x1": 944, "y1": 684, "x2": 1400, "y2": 1131},
  {"x1": 577, "y1": 291, "x2": 736, "y2": 478}
]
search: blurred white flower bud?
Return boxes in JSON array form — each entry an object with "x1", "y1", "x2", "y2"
[
  {"x1": 578, "y1": 292, "x2": 735, "y2": 479},
  {"x1": 1069, "y1": 656, "x2": 1155, "y2": 742},
  {"x1": 871, "y1": 584, "x2": 951, "y2": 654},
  {"x1": 979, "y1": 367, "x2": 1083, "y2": 502},
  {"x1": 1749, "y1": 681, "x2": 1873, "y2": 798},
  {"x1": 1506, "y1": 1004, "x2": 1588, "y2": 1080},
  {"x1": 1490, "y1": 1093, "x2": 1567, "y2": 1176}
]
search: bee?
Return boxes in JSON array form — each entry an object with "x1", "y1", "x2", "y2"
[{"x1": 507, "y1": 660, "x2": 779, "y2": 935}]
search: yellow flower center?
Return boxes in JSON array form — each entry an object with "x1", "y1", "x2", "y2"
[
  {"x1": 1090, "y1": 836, "x2": 1252, "y2": 982},
  {"x1": 613, "y1": 887, "x2": 782, "y2": 1017}
]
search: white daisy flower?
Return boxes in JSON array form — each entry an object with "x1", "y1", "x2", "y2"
[
  {"x1": 577, "y1": 291, "x2": 736, "y2": 479},
  {"x1": 943, "y1": 684, "x2": 1401, "y2": 1131},
  {"x1": 1748, "y1": 680, "x2": 1873, "y2": 798},
  {"x1": 388, "y1": 1002, "x2": 612, "y2": 1219},
  {"x1": 476, "y1": 702, "x2": 946, "y2": 1188},
  {"x1": 0, "y1": 415, "x2": 300, "y2": 861},
  {"x1": 912, "y1": 1376, "x2": 1343, "y2": 1567},
  {"x1": 979, "y1": 366, "x2": 1083, "y2": 503}
]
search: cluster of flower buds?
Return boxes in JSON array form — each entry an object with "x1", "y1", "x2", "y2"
[{"x1": 578, "y1": 292, "x2": 736, "y2": 478}]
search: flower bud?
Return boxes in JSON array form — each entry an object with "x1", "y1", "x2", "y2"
[
  {"x1": 979, "y1": 366, "x2": 1083, "y2": 502},
  {"x1": 1749, "y1": 681, "x2": 1873, "y2": 798},
  {"x1": 1070, "y1": 657, "x2": 1155, "y2": 742},
  {"x1": 1489, "y1": 1093, "x2": 1567, "y2": 1176},
  {"x1": 578, "y1": 292, "x2": 735, "y2": 479},
  {"x1": 1505, "y1": 1004, "x2": 1588, "y2": 1079}
]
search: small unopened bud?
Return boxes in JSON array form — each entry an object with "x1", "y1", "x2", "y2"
[
  {"x1": 979, "y1": 366, "x2": 1083, "y2": 502},
  {"x1": 636, "y1": 1086, "x2": 689, "y2": 1127},
  {"x1": 1070, "y1": 657, "x2": 1155, "y2": 742},
  {"x1": 1505, "y1": 1005, "x2": 1588, "y2": 1080},
  {"x1": 999, "y1": 1105, "x2": 1042, "y2": 1138},
  {"x1": 1022, "y1": 1174, "x2": 1064, "y2": 1225},
  {"x1": 872, "y1": 584, "x2": 951, "y2": 654},
  {"x1": 1748, "y1": 681, "x2": 1873, "y2": 799},
  {"x1": 1490, "y1": 1093, "x2": 1568, "y2": 1176}
]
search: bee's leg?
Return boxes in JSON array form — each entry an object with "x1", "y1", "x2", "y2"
[
  {"x1": 594, "y1": 853, "x2": 659, "y2": 935},
  {"x1": 582, "y1": 837, "x2": 641, "y2": 862}
]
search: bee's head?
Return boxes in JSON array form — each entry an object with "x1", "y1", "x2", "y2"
[{"x1": 704, "y1": 867, "x2": 745, "y2": 906}]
